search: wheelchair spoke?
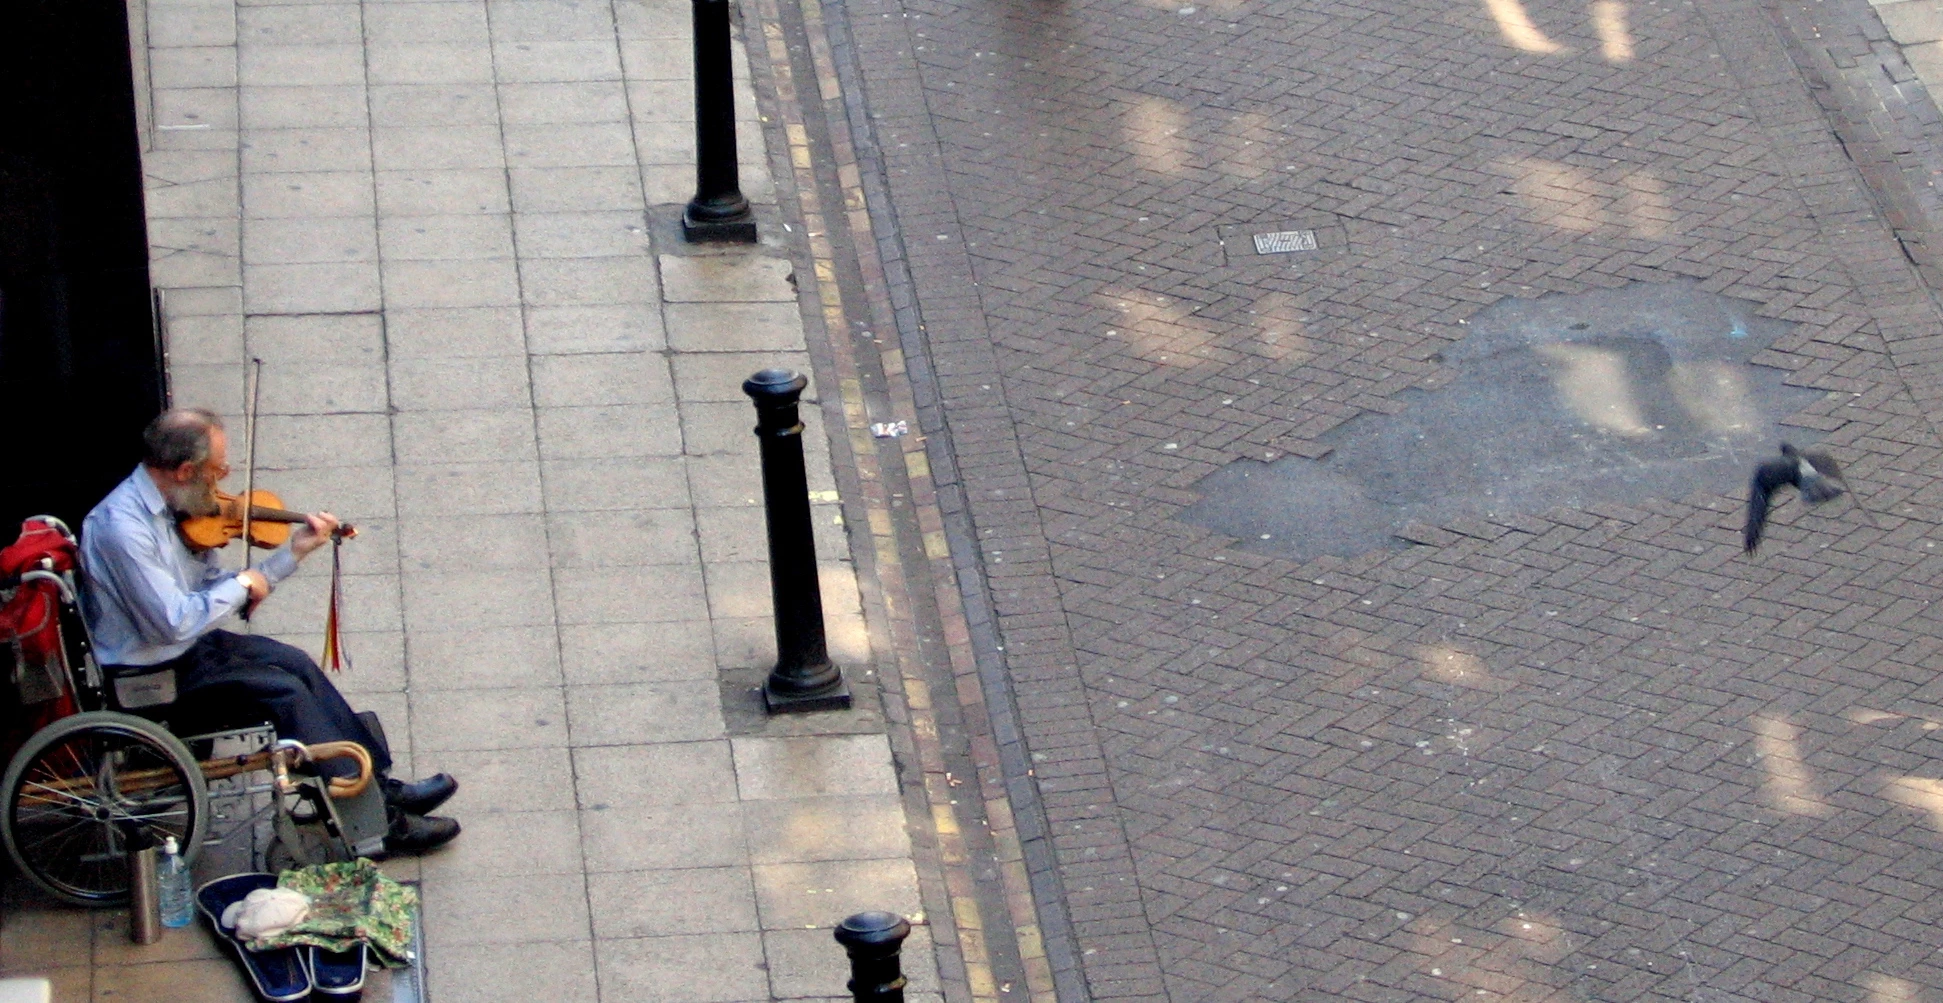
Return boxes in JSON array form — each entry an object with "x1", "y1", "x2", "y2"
[{"x1": 15, "y1": 816, "x2": 95, "y2": 854}]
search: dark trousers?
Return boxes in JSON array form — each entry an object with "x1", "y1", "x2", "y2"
[{"x1": 118, "y1": 630, "x2": 391, "y2": 780}]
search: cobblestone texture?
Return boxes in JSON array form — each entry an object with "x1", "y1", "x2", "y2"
[{"x1": 810, "y1": 0, "x2": 1943, "y2": 994}]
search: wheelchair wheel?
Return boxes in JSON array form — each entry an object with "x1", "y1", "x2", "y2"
[{"x1": 1, "y1": 711, "x2": 209, "y2": 906}]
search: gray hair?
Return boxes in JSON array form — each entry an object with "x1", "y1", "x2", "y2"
[{"x1": 141, "y1": 408, "x2": 223, "y2": 470}]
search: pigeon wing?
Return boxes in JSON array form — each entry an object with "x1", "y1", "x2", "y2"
[
  {"x1": 1796, "y1": 446, "x2": 1847, "y2": 504},
  {"x1": 1745, "y1": 458, "x2": 1795, "y2": 553},
  {"x1": 1798, "y1": 447, "x2": 1843, "y2": 482}
]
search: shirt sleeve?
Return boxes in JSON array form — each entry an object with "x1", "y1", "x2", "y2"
[
  {"x1": 257, "y1": 546, "x2": 299, "y2": 587},
  {"x1": 89, "y1": 511, "x2": 249, "y2": 646}
]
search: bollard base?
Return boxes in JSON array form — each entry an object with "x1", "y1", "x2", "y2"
[
  {"x1": 763, "y1": 675, "x2": 854, "y2": 715},
  {"x1": 683, "y1": 206, "x2": 759, "y2": 244}
]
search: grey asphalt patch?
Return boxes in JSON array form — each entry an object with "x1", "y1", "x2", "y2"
[{"x1": 1180, "y1": 281, "x2": 1827, "y2": 560}]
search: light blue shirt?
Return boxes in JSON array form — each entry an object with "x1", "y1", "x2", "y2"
[{"x1": 79, "y1": 466, "x2": 299, "y2": 666}]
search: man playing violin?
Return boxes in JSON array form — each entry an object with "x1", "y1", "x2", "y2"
[{"x1": 78, "y1": 408, "x2": 460, "y2": 855}]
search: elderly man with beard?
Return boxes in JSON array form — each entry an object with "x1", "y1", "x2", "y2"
[{"x1": 78, "y1": 407, "x2": 460, "y2": 855}]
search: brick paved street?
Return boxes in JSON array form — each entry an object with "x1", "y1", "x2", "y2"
[{"x1": 769, "y1": 0, "x2": 1943, "y2": 994}]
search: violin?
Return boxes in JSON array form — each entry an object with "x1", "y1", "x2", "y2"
[{"x1": 177, "y1": 489, "x2": 357, "y2": 552}]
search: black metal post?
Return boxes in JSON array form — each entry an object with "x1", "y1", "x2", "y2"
[
  {"x1": 683, "y1": 0, "x2": 758, "y2": 242},
  {"x1": 744, "y1": 369, "x2": 851, "y2": 713},
  {"x1": 835, "y1": 912, "x2": 912, "y2": 1003}
]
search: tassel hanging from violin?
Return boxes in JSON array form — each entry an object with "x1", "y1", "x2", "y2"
[{"x1": 320, "y1": 533, "x2": 351, "y2": 673}]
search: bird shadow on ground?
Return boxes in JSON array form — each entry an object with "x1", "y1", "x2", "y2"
[{"x1": 1180, "y1": 281, "x2": 1827, "y2": 561}]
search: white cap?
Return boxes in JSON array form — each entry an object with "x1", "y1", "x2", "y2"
[{"x1": 162, "y1": 836, "x2": 179, "y2": 855}]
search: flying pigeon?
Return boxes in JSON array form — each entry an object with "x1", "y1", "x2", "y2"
[{"x1": 1743, "y1": 443, "x2": 1848, "y2": 553}]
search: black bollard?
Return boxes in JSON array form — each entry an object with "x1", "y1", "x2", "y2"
[
  {"x1": 744, "y1": 369, "x2": 852, "y2": 713},
  {"x1": 835, "y1": 912, "x2": 912, "y2": 1003},
  {"x1": 683, "y1": 0, "x2": 758, "y2": 242}
]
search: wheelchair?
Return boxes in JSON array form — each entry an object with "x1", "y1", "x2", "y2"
[{"x1": 0, "y1": 516, "x2": 386, "y2": 907}]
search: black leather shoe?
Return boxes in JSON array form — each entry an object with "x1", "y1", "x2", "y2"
[
  {"x1": 381, "y1": 773, "x2": 458, "y2": 815},
  {"x1": 383, "y1": 810, "x2": 461, "y2": 855}
]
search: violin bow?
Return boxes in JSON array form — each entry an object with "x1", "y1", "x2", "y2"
[{"x1": 240, "y1": 357, "x2": 263, "y2": 621}]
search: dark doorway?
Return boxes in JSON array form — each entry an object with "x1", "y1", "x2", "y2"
[{"x1": 0, "y1": 0, "x2": 164, "y2": 532}]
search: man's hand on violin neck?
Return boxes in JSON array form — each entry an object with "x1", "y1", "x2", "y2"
[{"x1": 292, "y1": 512, "x2": 340, "y2": 559}]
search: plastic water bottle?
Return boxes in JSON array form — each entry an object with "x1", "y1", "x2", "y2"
[{"x1": 157, "y1": 837, "x2": 193, "y2": 928}]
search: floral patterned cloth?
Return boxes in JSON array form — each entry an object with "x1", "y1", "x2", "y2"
[{"x1": 247, "y1": 859, "x2": 418, "y2": 967}]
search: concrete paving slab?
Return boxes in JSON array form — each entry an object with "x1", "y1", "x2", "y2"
[
  {"x1": 664, "y1": 301, "x2": 808, "y2": 352},
  {"x1": 422, "y1": 746, "x2": 577, "y2": 815},
  {"x1": 521, "y1": 256, "x2": 662, "y2": 305},
  {"x1": 525, "y1": 303, "x2": 665, "y2": 353},
  {"x1": 395, "y1": 460, "x2": 545, "y2": 516},
  {"x1": 372, "y1": 126, "x2": 510, "y2": 171},
  {"x1": 399, "y1": 513, "x2": 550, "y2": 570},
  {"x1": 492, "y1": 39, "x2": 623, "y2": 82},
  {"x1": 242, "y1": 170, "x2": 374, "y2": 217},
  {"x1": 659, "y1": 254, "x2": 796, "y2": 303},
  {"x1": 694, "y1": 505, "x2": 767, "y2": 565},
  {"x1": 378, "y1": 210, "x2": 518, "y2": 261},
  {"x1": 150, "y1": 5, "x2": 240, "y2": 46},
  {"x1": 253, "y1": 412, "x2": 394, "y2": 467},
  {"x1": 401, "y1": 567, "x2": 555, "y2": 630},
  {"x1": 588, "y1": 867, "x2": 759, "y2": 938},
  {"x1": 530, "y1": 352, "x2": 674, "y2": 406},
  {"x1": 91, "y1": 959, "x2": 257, "y2": 1003},
  {"x1": 506, "y1": 165, "x2": 645, "y2": 214},
  {"x1": 386, "y1": 305, "x2": 528, "y2": 357},
  {"x1": 410, "y1": 684, "x2": 570, "y2": 751},
  {"x1": 547, "y1": 509, "x2": 696, "y2": 567},
  {"x1": 237, "y1": 44, "x2": 364, "y2": 85},
  {"x1": 535, "y1": 403, "x2": 684, "y2": 458},
  {"x1": 741, "y1": 794, "x2": 912, "y2": 864},
  {"x1": 731, "y1": 735, "x2": 900, "y2": 801},
  {"x1": 512, "y1": 210, "x2": 653, "y2": 257},
  {"x1": 241, "y1": 127, "x2": 372, "y2": 172},
  {"x1": 236, "y1": 4, "x2": 361, "y2": 44},
  {"x1": 1879, "y1": 0, "x2": 1943, "y2": 39},
  {"x1": 151, "y1": 46, "x2": 240, "y2": 89},
  {"x1": 243, "y1": 261, "x2": 383, "y2": 313},
  {"x1": 593, "y1": 933, "x2": 767, "y2": 1003},
  {"x1": 391, "y1": 408, "x2": 538, "y2": 464},
  {"x1": 375, "y1": 168, "x2": 511, "y2": 215},
  {"x1": 388, "y1": 355, "x2": 532, "y2": 411},
  {"x1": 147, "y1": 175, "x2": 241, "y2": 218},
  {"x1": 406, "y1": 624, "x2": 565, "y2": 689},
  {"x1": 367, "y1": 82, "x2": 501, "y2": 126},
  {"x1": 421, "y1": 872, "x2": 589, "y2": 946},
  {"x1": 430, "y1": 941, "x2": 600, "y2": 1003},
  {"x1": 505, "y1": 123, "x2": 640, "y2": 168},
  {"x1": 367, "y1": 42, "x2": 496, "y2": 84},
  {"x1": 383, "y1": 257, "x2": 524, "y2": 308},
  {"x1": 239, "y1": 84, "x2": 369, "y2": 128},
  {"x1": 581, "y1": 803, "x2": 747, "y2": 870},
  {"x1": 419, "y1": 809, "x2": 586, "y2": 880},
  {"x1": 255, "y1": 359, "x2": 388, "y2": 412},
  {"x1": 542, "y1": 456, "x2": 691, "y2": 510},
  {"x1": 243, "y1": 216, "x2": 378, "y2": 263},
  {"x1": 566, "y1": 680, "x2": 725, "y2": 744},
  {"x1": 572, "y1": 741, "x2": 737, "y2": 807},
  {"x1": 750, "y1": 859, "x2": 922, "y2": 931},
  {"x1": 558, "y1": 619, "x2": 719, "y2": 684},
  {"x1": 554, "y1": 564, "x2": 708, "y2": 623},
  {"x1": 363, "y1": 2, "x2": 490, "y2": 44}
]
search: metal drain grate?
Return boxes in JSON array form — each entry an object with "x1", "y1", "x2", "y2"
[{"x1": 1253, "y1": 229, "x2": 1318, "y2": 254}]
